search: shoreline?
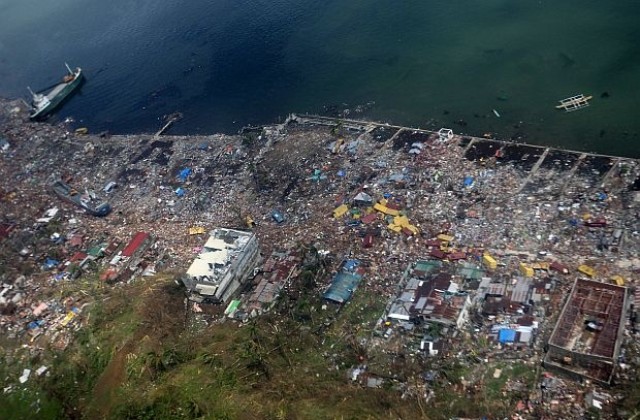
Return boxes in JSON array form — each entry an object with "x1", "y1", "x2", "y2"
[{"x1": 2, "y1": 95, "x2": 640, "y2": 417}]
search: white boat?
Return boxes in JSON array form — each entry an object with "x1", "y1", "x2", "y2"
[
  {"x1": 555, "y1": 94, "x2": 592, "y2": 112},
  {"x1": 28, "y1": 64, "x2": 83, "y2": 119}
]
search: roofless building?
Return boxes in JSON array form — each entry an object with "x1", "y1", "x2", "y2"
[
  {"x1": 544, "y1": 278, "x2": 628, "y2": 384},
  {"x1": 182, "y1": 228, "x2": 261, "y2": 303}
]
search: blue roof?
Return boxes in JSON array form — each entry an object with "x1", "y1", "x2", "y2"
[
  {"x1": 178, "y1": 168, "x2": 192, "y2": 182},
  {"x1": 343, "y1": 259, "x2": 360, "y2": 272},
  {"x1": 498, "y1": 328, "x2": 517, "y2": 343},
  {"x1": 323, "y1": 271, "x2": 362, "y2": 304}
]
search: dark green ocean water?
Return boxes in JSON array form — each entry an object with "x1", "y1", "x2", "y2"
[{"x1": 1, "y1": 0, "x2": 638, "y2": 157}]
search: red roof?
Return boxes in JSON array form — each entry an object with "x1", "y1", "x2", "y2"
[
  {"x1": 584, "y1": 218, "x2": 607, "y2": 227},
  {"x1": 121, "y1": 232, "x2": 150, "y2": 257},
  {"x1": 69, "y1": 234, "x2": 84, "y2": 247},
  {"x1": 361, "y1": 213, "x2": 378, "y2": 224},
  {"x1": 386, "y1": 202, "x2": 402, "y2": 210},
  {"x1": 550, "y1": 261, "x2": 569, "y2": 274},
  {"x1": 104, "y1": 240, "x2": 120, "y2": 256},
  {"x1": 448, "y1": 252, "x2": 467, "y2": 261},
  {"x1": 429, "y1": 249, "x2": 446, "y2": 259},
  {"x1": 69, "y1": 251, "x2": 88, "y2": 262}
]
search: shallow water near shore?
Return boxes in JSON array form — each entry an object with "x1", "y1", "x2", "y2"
[{"x1": 0, "y1": 0, "x2": 638, "y2": 157}]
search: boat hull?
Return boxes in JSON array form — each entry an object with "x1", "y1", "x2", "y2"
[
  {"x1": 52, "y1": 180, "x2": 112, "y2": 217},
  {"x1": 30, "y1": 70, "x2": 84, "y2": 120}
]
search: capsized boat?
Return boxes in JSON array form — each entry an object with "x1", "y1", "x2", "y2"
[{"x1": 28, "y1": 64, "x2": 83, "y2": 119}]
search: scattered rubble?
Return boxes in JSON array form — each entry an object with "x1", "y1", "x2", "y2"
[{"x1": 2, "y1": 97, "x2": 640, "y2": 418}]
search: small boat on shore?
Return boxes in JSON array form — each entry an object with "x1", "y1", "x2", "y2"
[
  {"x1": 555, "y1": 94, "x2": 592, "y2": 112},
  {"x1": 28, "y1": 64, "x2": 83, "y2": 119},
  {"x1": 52, "y1": 180, "x2": 111, "y2": 217}
]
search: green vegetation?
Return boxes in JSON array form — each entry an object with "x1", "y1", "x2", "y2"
[
  {"x1": 0, "y1": 276, "x2": 421, "y2": 419},
  {"x1": 0, "y1": 262, "x2": 551, "y2": 419}
]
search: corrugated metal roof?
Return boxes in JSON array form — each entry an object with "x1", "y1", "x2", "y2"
[
  {"x1": 323, "y1": 271, "x2": 362, "y2": 304},
  {"x1": 121, "y1": 232, "x2": 150, "y2": 257}
]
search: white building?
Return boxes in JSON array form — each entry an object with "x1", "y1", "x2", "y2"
[{"x1": 183, "y1": 228, "x2": 261, "y2": 303}]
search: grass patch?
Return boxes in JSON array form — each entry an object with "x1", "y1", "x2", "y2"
[{"x1": 9, "y1": 273, "x2": 428, "y2": 419}]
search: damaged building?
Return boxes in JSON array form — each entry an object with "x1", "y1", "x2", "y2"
[
  {"x1": 182, "y1": 228, "x2": 261, "y2": 303},
  {"x1": 544, "y1": 278, "x2": 628, "y2": 384},
  {"x1": 387, "y1": 261, "x2": 471, "y2": 329}
]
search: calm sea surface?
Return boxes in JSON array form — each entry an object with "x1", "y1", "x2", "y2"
[{"x1": 1, "y1": 0, "x2": 639, "y2": 157}]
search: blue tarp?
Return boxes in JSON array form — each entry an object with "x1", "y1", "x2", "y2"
[
  {"x1": 175, "y1": 187, "x2": 186, "y2": 197},
  {"x1": 463, "y1": 176, "x2": 474, "y2": 187},
  {"x1": 178, "y1": 168, "x2": 192, "y2": 182},
  {"x1": 271, "y1": 210, "x2": 285, "y2": 224},
  {"x1": 27, "y1": 320, "x2": 45, "y2": 329},
  {"x1": 43, "y1": 258, "x2": 59, "y2": 270},
  {"x1": 308, "y1": 169, "x2": 326, "y2": 182},
  {"x1": 498, "y1": 328, "x2": 516, "y2": 343}
]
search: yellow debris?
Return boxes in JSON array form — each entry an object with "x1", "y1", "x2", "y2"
[
  {"x1": 387, "y1": 223, "x2": 402, "y2": 233},
  {"x1": 577, "y1": 264, "x2": 595, "y2": 277},
  {"x1": 60, "y1": 311, "x2": 76, "y2": 327},
  {"x1": 188, "y1": 226, "x2": 206, "y2": 235},
  {"x1": 374, "y1": 202, "x2": 399, "y2": 216},
  {"x1": 610, "y1": 275, "x2": 625, "y2": 286},
  {"x1": 531, "y1": 262, "x2": 550, "y2": 271},
  {"x1": 390, "y1": 215, "x2": 419, "y2": 235},
  {"x1": 483, "y1": 254, "x2": 497, "y2": 270},
  {"x1": 437, "y1": 234, "x2": 454, "y2": 243},
  {"x1": 519, "y1": 263, "x2": 534, "y2": 277},
  {"x1": 333, "y1": 204, "x2": 349, "y2": 218},
  {"x1": 404, "y1": 224, "x2": 420, "y2": 235}
]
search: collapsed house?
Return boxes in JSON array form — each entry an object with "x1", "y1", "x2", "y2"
[
  {"x1": 182, "y1": 228, "x2": 261, "y2": 303},
  {"x1": 387, "y1": 261, "x2": 471, "y2": 329}
]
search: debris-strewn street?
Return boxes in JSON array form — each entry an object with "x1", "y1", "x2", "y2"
[{"x1": 2, "y1": 97, "x2": 640, "y2": 419}]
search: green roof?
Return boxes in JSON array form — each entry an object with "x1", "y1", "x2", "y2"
[
  {"x1": 414, "y1": 260, "x2": 442, "y2": 273},
  {"x1": 86, "y1": 243, "x2": 106, "y2": 257},
  {"x1": 224, "y1": 299, "x2": 241, "y2": 315}
]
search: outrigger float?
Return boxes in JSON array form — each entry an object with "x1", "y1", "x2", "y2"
[{"x1": 555, "y1": 94, "x2": 592, "y2": 112}]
